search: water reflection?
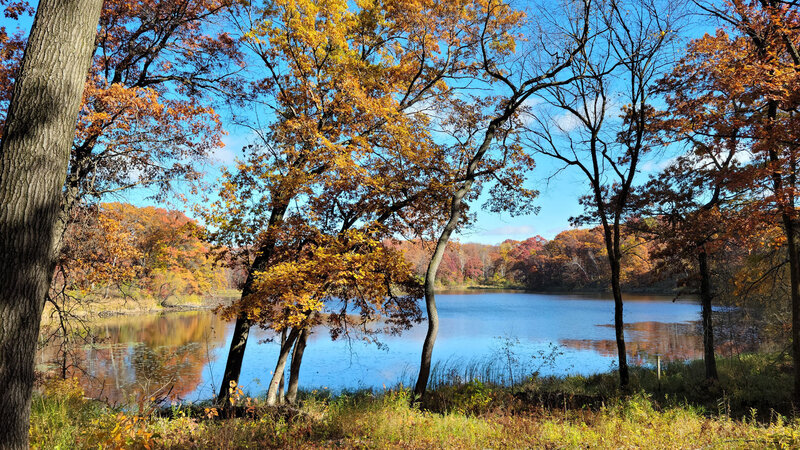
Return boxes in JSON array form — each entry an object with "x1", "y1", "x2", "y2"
[
  {"x1": 39, "y1": 312, "x2": 228, "y2": 404},
  {"x1": 39, "y1": 292, "x2": 706, "y2": 403},
  {"x1": 560, "y1": 322, "x2": 702, "y2": 365}
]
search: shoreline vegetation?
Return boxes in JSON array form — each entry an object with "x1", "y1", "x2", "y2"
[
  {"x1": 31, "y1": 353, "x2": 799, "y2": 449},
  {"x1": 40, "y1": 289, "x2": 241, "y2": 321}
]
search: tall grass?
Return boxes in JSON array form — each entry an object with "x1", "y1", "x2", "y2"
[{"x1": 29, "y1": 352, "x2": 800, "y2": 448}]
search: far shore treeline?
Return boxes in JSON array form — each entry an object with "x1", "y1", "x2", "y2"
[{"x1": 62, "y1": 201, "x2": 787, "y2": 335}]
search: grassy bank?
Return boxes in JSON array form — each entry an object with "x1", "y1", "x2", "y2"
[
  {"x1": 41, "y1": 288, "x2": 241, "y2": 321},
  {"x1": 30, "y1": 353, "x2": 800, "y2": 449}
]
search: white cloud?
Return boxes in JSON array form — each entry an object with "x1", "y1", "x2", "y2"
[
  {"x1": 210, "y1": 132, "x2": 259, "y2": 166},
  {"x1": 209, "y1": 145, "x2": 237, "y2": 165},
  {"x1": 553, "y1": 112, "x2": 582, "y2": 132},
  {"x1": 482, "y1": 225, "x2": 536, "y2": 236},
  {"x1": 639, "y1": 156, "x2": 676, "y2": 174},
  {"x1": 733, "y1": 148, "x2": 754, "y2": 165}
]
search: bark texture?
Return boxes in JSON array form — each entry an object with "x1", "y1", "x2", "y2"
[
  {"x1": 265, "y1": 327, "x2": 300, "y2": 405},
  {"x1": 286, "y1": 328, "x2": 309, "y2": 404},
  {"x1": 217, "y1": 316, "x2": 251, "y2": 404},
  {"x1": 0, "y1": 0, "x2": 102, "y2": 447}
]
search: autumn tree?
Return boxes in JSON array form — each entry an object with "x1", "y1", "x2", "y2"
[
  {"x1": 412, "y1": 0, "x2": 592, "y2": 399},
  {"x1": 57, "y1": 203, "x2": 226, "y2": 300},
  {"x1": 525, "y1": 0, "x2": 685, "y2": 388},
  {"x1": 636, "y1": 57, "x2": 757, "y2": 380},
  {"x1": 0, "y1": 0, "x2": 240, "y2": 295},
  {"x1": 208, "y1": 0, "x2": 480, "y2": 405},
  {"x1": 0, "y1": 0, "x2": 102, "y2": 447},
  {"x1": 665, "y1": 0, "x2": 800, "y2": 397}
]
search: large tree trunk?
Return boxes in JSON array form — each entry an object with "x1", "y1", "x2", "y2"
[
  {"x1": 265, "y1": 327, "x2": 300, "y2": 405},
  {"x1": 217, "y1": 316, "x2": 252, "y2": 404},
  {"x1": 0, "y1": 0, "x2": 102, "y2": 447},
  {"x1": 698, "y1": 248, "x2": 718, "y2": 381},
  {"x1": 286, "y1": 328, "x2": 309, "y2": 404}
]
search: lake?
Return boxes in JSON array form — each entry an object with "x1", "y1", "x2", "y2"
[{"x1": 39, "y1": 291, "x2": 704, "y2": 404}]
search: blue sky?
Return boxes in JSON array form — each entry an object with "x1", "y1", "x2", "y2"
[
  {"x1": 2, "y1": 1, "x2": 717, "y2": 245},
  {"x1": 219, "y1": 133, "x2": 591, "y2": 244}
]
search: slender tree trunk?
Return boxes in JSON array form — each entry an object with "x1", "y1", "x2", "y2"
[
  {"x1": 286, "y1": 328, "x2": 309, "y2": 404},
  {"x1": 266, "y1": 327, "x2": 300, "y2": 405},
  {"x1": 278, "y1": 328, "x2": 287, "y2": 404},
  {"x1": 698, "y1": 248, "x2": 718, "y2": 381},
  {"x1": 414, "y1": 270, "x2": 441, "y2": 400},
  {"x1": 414, "y1": 122, "x2": 502, "y2": 400},
  {"x1": 0, "y1": 1, "x2": 102, "y2": 447},
  {"x1": 608, "y1": 257, "x2": 629, "y2": 388},
  {"x1": 596, "y1": 207, "x2": 629, "y2": 389},
  {"x1": 217, "y1": 205, "x2": 288, "y2": 405}
]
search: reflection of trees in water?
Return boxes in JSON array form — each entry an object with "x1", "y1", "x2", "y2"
[
  {"x1": 711, "y1": 308, "x2": 770, "y2": 358},
  {"x1": 130, "y1": 343, "x2": 201, "y2": 399},
  {"x1": 39, "y1": 311, "x2": 227, "y2": 405},
  {"x1": 560, "y1": 316, "x2": 767, "y2": 366},
  {"x1": 560, "y1": 321, "x2": 704, "y2": 365}
]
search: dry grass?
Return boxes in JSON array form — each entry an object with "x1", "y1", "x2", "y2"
[{"x1": 30, "y1": 376, "x2": 800, "y2": 449}]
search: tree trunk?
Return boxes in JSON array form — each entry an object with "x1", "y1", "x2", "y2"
[
  {"x1": 217, "y1": 315, "x2": 252, "y2": 404},
  {"x1": 0, "y1": 0, "x2": 102, "y2": 447},
  {"x1": 414, "y1": 123, "x2": 502, "y2": 401},
  {"x1": 784, "y1": 214, "x2": 800, "y2": 404},
  {"x1": 265, "y1": 327, "x2": 300, "y2": 405},
  {"x1": 698, "y1": 248, "x2": 718, "y2": 381},
  {"x1": 609, "y1": 257, "x2": 629, "y2": 388},
  {"x1": 286, "y1": 328, "x2": 309, "y2": 404},
  {"x1": 413, "y1": 274, "x2": 440, "y2": 400},
  {"x1": 278, "y1": 328, "x2": 287, "y2": 404},
  {"x1": 765, "y1": 100, "x2": 800, "y2": 404},
  {"x1": 217, "y1": 204, "x2": 288, "y2": 405}
]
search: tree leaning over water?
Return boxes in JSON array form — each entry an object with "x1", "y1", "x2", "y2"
[
  {"x1": 412, "y1": 0, "x2": 592, "y2": 400},
  {"x1": 0, "y1": 0, "x2": 102, "y2": 447},
  {"x1": 208, "y1": 0, "x2": 477, "y2": 406}
]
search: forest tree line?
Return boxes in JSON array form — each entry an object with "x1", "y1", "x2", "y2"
[{"x1": 59, "y1": 201, "x2": 794, "y2": 353}]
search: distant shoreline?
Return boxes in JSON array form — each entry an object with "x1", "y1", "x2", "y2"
[
  {"x1": 41, "y1": 286, "x2": 683, "y2": 323},
  {"x1": 40, "y1": 290, "x2": 238, "y2": 322}
]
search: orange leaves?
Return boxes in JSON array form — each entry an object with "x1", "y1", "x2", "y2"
[
  {"x1": 221, "y1": 221, "x2": 422, "y2": 337},
  {"x1": 653, "y1": 0, "x2": 800, "y2": 268},
  {"x1": 207, "y1": 0, "x2": 538, "y2": 342},
  {"x1": 60, "y1": 203, "x2": 226, "y2": 297}
]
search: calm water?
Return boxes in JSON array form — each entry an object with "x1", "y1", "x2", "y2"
[{"x1": 40, "y1": 291, "x2": 703, "y2": 404}]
